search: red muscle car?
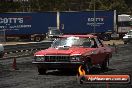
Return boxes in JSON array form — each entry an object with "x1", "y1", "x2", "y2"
[{"x1": 32, "y1": 35, "x2": 112, "y2": 74}]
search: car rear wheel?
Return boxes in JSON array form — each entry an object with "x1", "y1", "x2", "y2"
[
  {"x1": 101, "y1": 58, "x2": 109, "y2": 70},
  {"x1": 38, "y1": 68, "x2": 47, "y2": 75}
]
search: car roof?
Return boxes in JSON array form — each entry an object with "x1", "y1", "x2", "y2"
[{"x1": 59, "y1": 34, "x2": 97, "y2": 38}]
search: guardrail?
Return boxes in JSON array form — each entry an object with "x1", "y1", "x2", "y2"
[
  {"x1": 1, "y1": 41, "x2": 118, "y2": 59},
  {"x1": 2, "y1": 41, "x2": 52, "y2": 59}
]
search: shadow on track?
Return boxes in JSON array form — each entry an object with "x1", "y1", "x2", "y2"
[{"x1": 41, "y1": 67, "x2": 116, "y2": 76}]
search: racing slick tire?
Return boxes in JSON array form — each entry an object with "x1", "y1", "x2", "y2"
[{"x1": 38, "y1": 68, "x2": 47, "y2": 75}]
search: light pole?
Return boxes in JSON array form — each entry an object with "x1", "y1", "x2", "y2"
[{"x1": 93, "y1": 0, "x2": 96, "y2": 33}]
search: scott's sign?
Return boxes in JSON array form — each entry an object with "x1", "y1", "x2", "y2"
[{"x1": 0, "y1": 18, "x2": 23, "y2": 24}]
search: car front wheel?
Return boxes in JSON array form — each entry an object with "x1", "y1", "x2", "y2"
[{"x1": 83, "y1": 60, "x2": 92, "y2": 74}]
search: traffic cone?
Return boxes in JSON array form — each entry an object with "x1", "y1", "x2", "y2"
[{"x1": 12, "y1": 58, "x2": 18, "y2": 70}]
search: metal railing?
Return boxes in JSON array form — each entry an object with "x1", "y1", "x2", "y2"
[{"x1": 1, "y1": 41, "x2": 52, "y2": 59}]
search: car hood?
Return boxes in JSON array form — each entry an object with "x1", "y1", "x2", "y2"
[{"x1": 34, "y1": 47, "x2": 95, "y2": 56}]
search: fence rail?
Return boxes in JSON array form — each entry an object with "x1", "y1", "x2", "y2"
[{"x1": 1, "y1": 41, "x2": 52, "y2": 59}]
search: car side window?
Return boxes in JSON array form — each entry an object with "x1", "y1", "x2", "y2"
[
  {"x1": 91, "y1": 38, "x2": 98, "y2": 48},
  {"x1": 98, "y1": 38, "x2": 103, "y2": 47}
]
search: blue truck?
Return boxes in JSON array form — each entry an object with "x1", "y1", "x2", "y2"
[{"x1": 0, "y1": 11, "x2": 117, "y2": 41}]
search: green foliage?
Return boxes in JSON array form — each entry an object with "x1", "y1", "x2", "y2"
[{"x1": 0, "y1": 0, "x2": 131, "y2": 14}]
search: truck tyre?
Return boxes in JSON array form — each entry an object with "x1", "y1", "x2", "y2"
[
  {"x1": 38, "y1": 68, "x2": 46, "y2": 75},
  {"x1": 35, "y1": 36, "x2": 41, "y2": 42},
  {"x1": 103, "y1": 34, "x2": 110, "y2": 41},
  {"x1": 101, "y1": 58, "x2": 109, "y2": 70}
]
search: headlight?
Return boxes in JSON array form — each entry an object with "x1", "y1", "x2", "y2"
[
  {"x1": 35, "y1": 56, "x2": 45, "y2": 61},
  {"x1": 70, "y1": 56, "x2": 81, "y2": 62}
]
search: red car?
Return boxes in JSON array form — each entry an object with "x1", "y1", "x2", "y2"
[{"x1": 32, "y1": 35, "x2": 112, "y2": 74}]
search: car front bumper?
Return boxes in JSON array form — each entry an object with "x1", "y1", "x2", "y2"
[{"x1": 32, "y1": 61, "x2": 83, "y2": 70}]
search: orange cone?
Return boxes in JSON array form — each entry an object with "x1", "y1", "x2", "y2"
[{"x1": 12, "y1": 58, "x2": 18, "y2": 70}]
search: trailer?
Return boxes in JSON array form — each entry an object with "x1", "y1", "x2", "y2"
[
  {"x1": 59, "y1": 11, "x2": 114, "y2": 40},
  {"x1": 0, "y1": 11, "x2": 131, "y2": 42},
  {"x1": 0, "y1": 12, "x2": 57, "y2": 42},
  {"x1": 59, "y1": 11, "x2": 132, "y2": 40}
]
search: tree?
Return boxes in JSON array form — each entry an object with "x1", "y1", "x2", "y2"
[
  {"x1": 109, "y1": 0, "x2": 128, "y2": 13},
  {"x1": 0, "y1": 0, "x2": 131, "y2": 13}
]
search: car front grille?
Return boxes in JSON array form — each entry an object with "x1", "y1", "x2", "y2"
[{"x1": 45, "y1": 56, "x2": 70, "y2": 62}]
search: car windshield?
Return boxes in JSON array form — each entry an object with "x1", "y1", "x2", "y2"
[
  {"x1": 51, "y1": 37, "x2": 93, "y2": 48},
  {"x1": 49, "y1": 30, "x2": 61, "y2": 35},
  {"x1": 127, "y1": 31, "x2": 132, "y2": 35}
]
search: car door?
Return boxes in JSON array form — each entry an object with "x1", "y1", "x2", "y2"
[
  {"x1": 96, "y1": 38, "x2": 107, "y2": 63},
  {"x1": 91, "y1": 38, "x2": 106, "y2": 65}
]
